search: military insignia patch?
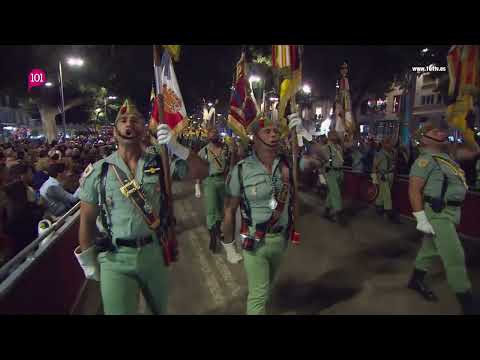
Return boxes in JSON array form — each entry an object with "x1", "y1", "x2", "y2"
[
  {"x1": 418, "y1": 159, "x2": 429, "y2": 168},
  {"x1": 79, "y1": 163, "x2": 94, "y2": 187}
]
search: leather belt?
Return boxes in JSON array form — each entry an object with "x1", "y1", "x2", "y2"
[
  {"x1": 424, "y1": 196, "x2": 463, "y2": 208},
  {"x1": 116, "y1": 236, "x2": 153, "y2": 248}
]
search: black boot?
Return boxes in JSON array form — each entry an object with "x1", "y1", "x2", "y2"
[
  {"x1": 407, "y1": 269, "x2": 439, "y2": 302},
  {"x1": 336, "y1": 211, "x2": 347, "y2": 226},
  {"x1": 323, "y1": 207, "x2": 334, "y2": 221},
  {"x1": 456, "y1": 291, "x2": 475, "y2": 315},
  {"x1": 376, "y1": 206, "x2": 384, "y2": 216},
  {"x1": 387, "y1": 210, "x2": 402, "y2": 224},
  {"x1": 209, "y1": 226, "x2": 218, "y2": 253}
]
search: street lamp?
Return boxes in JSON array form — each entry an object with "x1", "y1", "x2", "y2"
[
  {"x1": 249, "y1": 75, "x2": 261, "y2": 84},
  {"x1": 59, "y1": 56, "x2": 84, "y2": 140},
  {"x1": 302, "y1": 84, "x2": 311, "y2": 94},
  {"x1": 45, "y1": 82, "x2": 53, "y2": 87}
]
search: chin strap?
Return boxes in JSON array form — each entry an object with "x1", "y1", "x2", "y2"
[
  {"x1": 256, "y1": 135, "x2": 276, "y2": 148},
  {"x1": 423, "y1": 134, "x2": 447, "y2": 143}
]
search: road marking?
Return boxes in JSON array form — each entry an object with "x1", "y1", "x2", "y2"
[
  {"x1": 197, "y1": 227, "x2": 242, "y2": 297},
  {"x1": 188, "y1": 227, "x2": 225, "y2": 308}
]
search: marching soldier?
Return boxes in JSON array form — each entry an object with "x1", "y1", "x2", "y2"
[
  {"x1": 222, "y1": 113, "x2": 302, "y2": 315},
  {"x1": 407, "y1": 119, "x2": 478, "y2": 315},
  {"x1": 197, "y1": 127, "x2": 242, "y2": 263},
  {"x1": 74, "y1": 99, "x2": 208, "y2": 315},
  {"x1": 317, "y1": 131, "x2": 346, "y2": 225},
  {"x1": 371, "y1": 137, "x2": 401, "y2": 223}
]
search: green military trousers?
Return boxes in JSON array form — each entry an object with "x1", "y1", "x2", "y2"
[
  {"x1": 375, "y1": 173, "x2": 394, "y2": 211},
  {"x1": 243, "y1": 233, "x2": 287, "y2": 315},
  {"x1": 203, "y1": 175, "x2": 226, "y2": 230},
  {"x1": 98, "y1": 241, "x2": 169, "y2": 315},
  {"x1": 414, "y1": 205, "x2": 472, "y2": 293},
  {"x1": 325, "y1": 169, "x2": 344, "y2": 213}
]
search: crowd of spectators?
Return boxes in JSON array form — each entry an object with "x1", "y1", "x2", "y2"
[{"x1": 0, "y1": 134, "x2": 116, "y2": 266}]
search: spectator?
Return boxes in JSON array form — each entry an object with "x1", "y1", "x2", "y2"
[
  {"x1": 40, "y1": 163, "x2": 80, "y2": 218},
  {"x1": 4, "y1": 148, "x2": 19, "y2": 168},
  {"x1": 3, "y1": 179, "x2": 43, "y2": 258}
]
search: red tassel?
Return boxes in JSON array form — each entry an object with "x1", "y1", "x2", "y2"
[{"x1": 291, "y1": 230, "x2": 301, "y2": 245}]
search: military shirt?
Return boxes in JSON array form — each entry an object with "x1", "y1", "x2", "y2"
[
  {"x1": 198, "y1": 144, "x2": 228, "y2": 176},
  {"x1": 79, "y1": 146, "x2": 189, "y2": 241},
  {"x1": 374, "y1": 149, "x2": 395, "y2": 175},
  {"x1": 320, "y1": 143, "x2": 344, "y2": 169},
  {"x1": 226, "y1": 153, "x2": 290, "y2": 234},
  {"x1": 409, "y1": 149, "x2": 468, "y2": 222}
]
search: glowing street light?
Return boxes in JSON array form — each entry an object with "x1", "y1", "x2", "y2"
[
  {"x1": 67, "y1": 57, "x2": 85, "y2": 67},
  {"x1": 45, "y1": 82, "x2": 53, "y2": 87},
  {"x1": 249, "y1": 75, "x2": 261, "y2": 83},
  {"x1": 422, "y1": 48, "x2": 429, "y2": 53},
  {"x1": 302, "y1": 84, "x2": 311, "y2": 94},
  {"x1": 108, "y1": 96, "x2": 117, "y2": 100}
]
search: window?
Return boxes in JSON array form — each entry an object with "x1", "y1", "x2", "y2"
[
  {"x1": 421, "y1": 96, "x2": 426, "y2": 105},
  {"x1": 393, "y1": 95, "x2": 401, "y2": 113}
]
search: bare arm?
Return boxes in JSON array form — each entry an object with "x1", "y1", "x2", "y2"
[
  {"x1": 222, "y1": 196, "x2": 241, "y2": 244},
  {"x1": 409, "y1": 176, "x2": 426, "y2": 213},
  {"x1": 79, "y1": 201, "x2": 99, "y2": 251}
]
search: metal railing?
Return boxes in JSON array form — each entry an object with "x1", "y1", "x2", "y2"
[{"x1": 0, "y1": 202, "x2": 81, "y2": 297}]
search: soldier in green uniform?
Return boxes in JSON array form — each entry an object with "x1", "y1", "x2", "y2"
[
  {"x1": 318, "y1": 131, "x2": 346, "y2": 225},
  {"x1": 197, "y1": 128, "x2": 242, "y2": 263},
  {"x1": 371, "y1": 137, "x2": 401, "y2": 223},
  {"x1": 407, "y1": 120, "x2": 478, "y2": 314},
  {"x1": 74, "y1": 99, "x2": 208, "y2": 315},
  {"x1": 222, "y1": 112, "x2": 302, "y2": 315}
]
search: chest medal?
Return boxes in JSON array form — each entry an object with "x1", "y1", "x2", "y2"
[{"x1": 269, "y1": 197, "x2": 278, "y2": 210}]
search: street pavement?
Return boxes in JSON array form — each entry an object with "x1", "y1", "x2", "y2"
[{"x1": 153, "y1": 180, "x2": 480, "y2": 315}]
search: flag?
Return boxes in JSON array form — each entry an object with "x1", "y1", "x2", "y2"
[
  {"x1": 162, "y1": 45, "x2": 181, "y2": 62},
  {"x1": 227, "y1": 53, "x2": 258, "y2": 140},
  {"x1": 155, "y1": 51, "x2": 188, "y2": 135},
  {"x1": 273, "y1": 45, "x2": 303, "y2": 132},
  {"x1": 446, "y1": 45, "x2": 480, "y2": 146}
]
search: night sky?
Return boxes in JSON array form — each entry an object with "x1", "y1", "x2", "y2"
[{"x1": 1, "y1": 45, "x2": 446, "y2": 121}]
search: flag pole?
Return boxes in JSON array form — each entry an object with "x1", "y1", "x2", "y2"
[{"x1": 152, "y1": 44, "x2": 177, "y2": 264}]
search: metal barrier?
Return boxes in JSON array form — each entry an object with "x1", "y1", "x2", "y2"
[{"x1": 0, "y1": 202, "x2": 85, "y2": 314}]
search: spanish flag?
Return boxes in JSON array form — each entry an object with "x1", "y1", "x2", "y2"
[
  {"x1": 273, "y1": 45, "x2": 303, "y2": 133},
  {"x1": 446, "y1": 45, "x2": 480, "y2": 146}
]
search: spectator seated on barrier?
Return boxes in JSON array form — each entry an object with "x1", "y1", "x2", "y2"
[{"x1": 40, "y1": 163, "x2": 80, "y2": 218}]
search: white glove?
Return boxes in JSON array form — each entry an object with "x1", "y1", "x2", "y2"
[
  {"x1": 371, "y1": 173, "x2": 379, "y2": 184},
  {"x1": 156, "y1": 124, "x2": 190, "y2": 160},
  {"x1": 74, "y1": 246, "x2": 100, "y2": 281},
  {"x1": 318, "y1": 174, "x2": 327, "y2": 185},
  {"x1": 287, "y1": 113, "x2": 302, "y2": 130},
  {"x1": 413, "y1": 211, "x2": 435, "y2": 235},
  {"x1": 195, "y1": 182, "x2": 201, "y2": 198}
]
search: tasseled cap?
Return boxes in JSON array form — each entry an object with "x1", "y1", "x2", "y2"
[{"x1": 114, "y1": 99, "x2": 143, "y2": 125}]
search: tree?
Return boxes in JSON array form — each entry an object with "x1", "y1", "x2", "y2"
[{"x1": 1, "y1": 45, "x2": 154, "y2": 143}]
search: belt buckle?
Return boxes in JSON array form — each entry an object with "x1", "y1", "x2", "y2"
[{"x1": 120, "y1": 179, "x2": 140, "y2": 198}]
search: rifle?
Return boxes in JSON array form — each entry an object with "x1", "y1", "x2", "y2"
[{"x1": 150, "y1": 45, "x2": 178, "y2": 265}]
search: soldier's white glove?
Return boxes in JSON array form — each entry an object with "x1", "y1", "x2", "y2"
[
  {"x1": 413, "y1": 211, "x2": 435, "y2": 235},
  {"x1": 371, "y1": 173, "x2": 379, "y2": 184},
  {"x1": 318, "y1": 174, "x2": 327, "y2": 185},
  {"x1": 156, "y1": 124, "x2": 190, "y2": 160},
  {"x1": 195, "y1": 182, "x2": 201, "y2": 198},
  {"x1": 74, "y1": 246, "x2": 100, "y2": 282},
  {"x1": 287, "y1": 113, "x2": 302, "y2": 130}
]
